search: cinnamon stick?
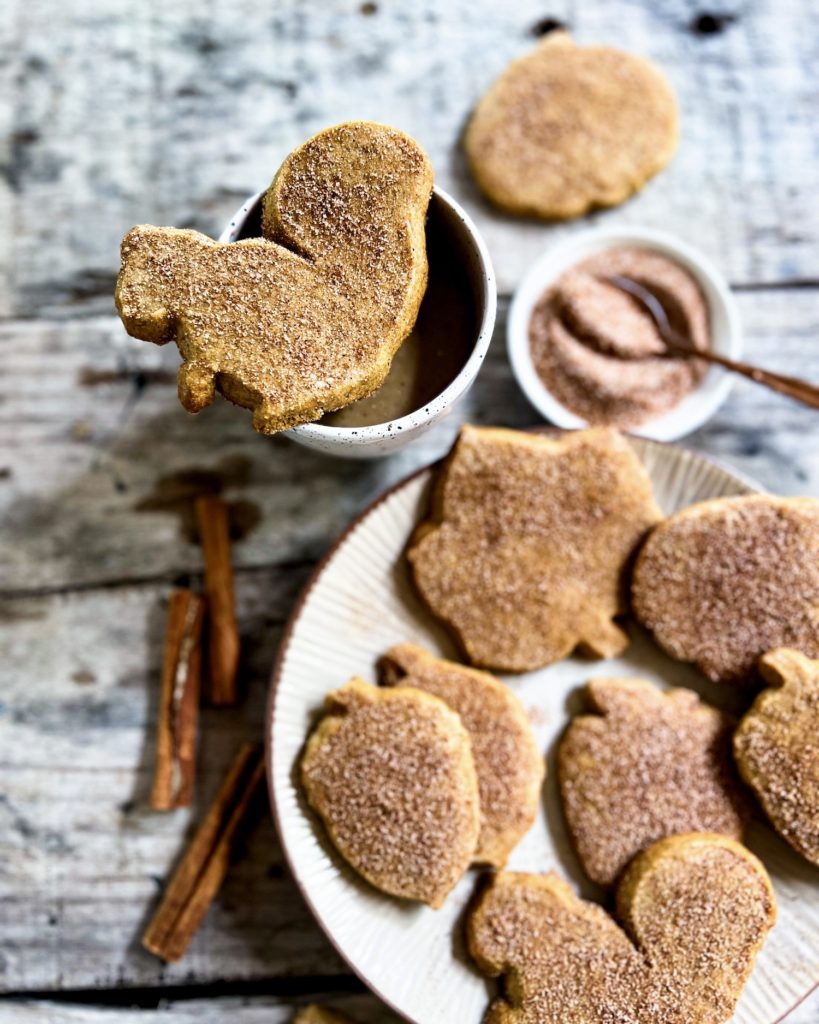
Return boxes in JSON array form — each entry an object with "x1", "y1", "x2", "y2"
[
  {"x1": 151, "y1": 589, "x2": 205, "y2": 811},
  {"x1": 143, "y1": 742, "x2": 265, "y2": 962},
  {"x1": 195, "y1": 495, "x2": 240, "y2": 705}
]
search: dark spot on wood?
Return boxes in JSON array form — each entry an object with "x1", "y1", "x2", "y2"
[
  {"x1": 531, "y1": 16, "x2": 566, "y2": 36},
  {"x1": 0, "y1": 600, "x2": 47, "y2": 624},
  {"x1": 267, "y1": 862, "x2": 285, "y2": 879},
  {"x1": 65, "y1": 270, "x2": 119, "y2": 303},
  {"x1": 135, "y1": 456, "x2": 256, "y2": 542},
  {"x1": 11, "y1": 129, "x2": 39, "y2": 146},
  {"x1": 228, "y1": 499, "x2": 262, "y2": 541},
  {"x1": 172, "y1": 573, "x2": 193, "y2": 589},
  {"x1": 78, "y1": 367, "x2": 175, "y2": 387},
  {"x1": 360, "y1": 1, "x2": 378, "y2": 14},
  {"x1": 689, "y1": 12, "x2": 736, "y2": 35},
  {"x1": 114, "y1": 478, "x2": 128, "y2": 493},
  {"x1": 0, "y1": 795, "x2": 74, "y2": 855},
  {"x1": 274, "y1": 79, "x2": 298, "y2": 99},
  {"x1": 355, "y1": 51, "x2": 385, "y2": 74},
  {"x1": 71, "y1": 670, "x2": 97, "y2": 685},
  {"x1": 187, "y1": 33, "x2": 221, "y2": 55}
]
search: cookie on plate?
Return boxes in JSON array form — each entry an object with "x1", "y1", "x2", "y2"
[
  {"x1": 464, "y1": 33, "x2": 678, "y2": 219},
  {"x1": 301, "y1": 679, "x2": 479, "y2": 908},
  {"x1": 380, "y1": 643, "x2": 544, "y2": 867},
  {"x1": 734, "y1": 648, "x2": 819, "y2": 865},
  {"x1": 559, "y1": 677, "x2": 750, "y2": 885},
  {"x1": 632, "y1": 495, "x2": 819, "y2": 684},
  {"x1": 468, "y1": 834, "x2": 775, "y2": 1024},
  {"x1": 116, "y1": 122, "x2": 433, "y2": 434},
  {"x1": 407, "y1": 426, "x2": 662, "y2": 673}
]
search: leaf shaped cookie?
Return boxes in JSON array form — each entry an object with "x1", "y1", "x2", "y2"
[
  {"x1": 464, "y1": 33, "x2": 678, "y2": 219},
  {"x1": 559, "y1": 677, "x2": 749, "y2": 886},
  {"x1": 301, "y1": 679, "x2": 480, "y2": 909},
  {"x1": 632, "y1": 495, "x2": 819, "y2": 684},
  {"x1": 115, "y1": 122, "x2": 433, "y2": 433},
  {"x1": 735, "y1": 647, "x2": 819, "y2": 865},
  {"x1": 380, "y1": 643, "x2": 544, "y2": 867},
  {"x1": 407, "y1": 426, "x2": 662, "y2": 673},
  {"x1": 468, "y1": 834, "x2": 775, "y2": 1024}
]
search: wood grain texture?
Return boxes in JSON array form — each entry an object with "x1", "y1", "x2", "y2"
[
  {"x1": 1, "y1": 0, "x2": 818, "y2": 1020},
  {"x1": 2, "y1": 996, "x2": 402, "y2": 1023},
  {"x1": 1, "y1": 0, "x2": 819, "y2": 314},
  {"x1": 0, "y1": 571, "x2": 350, "y2": 992},
  {"x1": 3, "y1": 291, "x2": 819, "y2": 595}
]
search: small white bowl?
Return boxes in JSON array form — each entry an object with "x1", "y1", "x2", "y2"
[
  {"x1": 221, "y1": 187, "x2": 496, "y2": 459},
  {"x1": 506, "y1": 226, "x2": 742, "y2": 441}
]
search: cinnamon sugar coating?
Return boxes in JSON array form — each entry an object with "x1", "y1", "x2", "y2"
[
  {"x1": 529, "y1": 247, "x2": 709, "y2": 429},
  {"x1": 464, "y1": 33, "x2": 678, "y2": 220},
  {"x1": 380, "y1": 643, "x2": 544, "y2": 867},
  {"x1": 407, "y1": 426, "x2": 662, "y2": 673},
  {"x1": 115, "y1": 122, "x2": 433, "y2": 433},
  {"x1": 300, "y1": 679, "x2": 479, "y2": 909},
  {"x1": 734, "y1": 648, "x2": 819, "y2": 865},
  {"x1": 468, "y1": 834, "x2": 775, "y2": 1024},
  {"x1": 632, "y1": 495, "x2": 819, "y2": 684},
  {"x1": 559, "y1": 677, "x2": 750, "y2": 886}
]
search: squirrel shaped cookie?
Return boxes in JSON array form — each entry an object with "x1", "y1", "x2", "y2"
[
  {"x1": 464, "y1": 33, "x2": 677, "y2": 219},
  {"x1": 380, "y1": 643, "x2": 544, "y2": 867},
  {"x1": 632, "y1": 495, "x2": 819, "y2": 684},
  {"x1": 468, "y1": 833, "x2": 776, "y2": 1024},
  {"x1": 734, "y1": 648, "x2": 819, "y2": 866},
  {"x1": 116, "y1": 122, "x2": 433, "y2": 433},
  {"x1": 407, "y1": 426, "x2": 662, "y2": 673},
  {"x1": 559, "y1": 677, "x2": 750, "y2": 886},
  {"x1": 301, "y1": 679, "x2": 480, "y2": 908}
]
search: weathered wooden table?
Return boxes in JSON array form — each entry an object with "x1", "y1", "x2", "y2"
[{"x1": 2, "y1": 0, "x2": 818, "y2": 1020}]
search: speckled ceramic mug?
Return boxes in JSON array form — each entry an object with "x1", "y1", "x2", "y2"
[{"x1": 220, "y1": 186, "x2": 496, "y2": 458}]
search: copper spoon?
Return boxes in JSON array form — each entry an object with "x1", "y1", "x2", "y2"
[{"x1": 606, "y1": 274, "x2": 819, "y2": 410}]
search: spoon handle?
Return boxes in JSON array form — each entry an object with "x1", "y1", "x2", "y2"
[{"x1": 666, "y1": 341, "x2": 819, "y2": 410}]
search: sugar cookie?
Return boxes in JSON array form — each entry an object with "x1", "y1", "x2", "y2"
[
  {"x1": 559, "y1": 677, "x2": 749, "y2": 885},
  {"x1": 464, "y1": 34, "x2": 677, "y2": 219},
  {"x1": 301, "y1": 679, "x2": 479, "y2": 908},
  {"x1": 380, "y1": 643, "x2": 544, "y2": 867},
  {"x1": 735, "y1": 647, "x2": 819, "y2": 865},
  {"x1": 407, "y1": 426, "x2": 662, "y2": 672},
  {"x1": 116, "y1": 122, "x2": 433, "y2": 433},
  {"x1": 632, "y1": 495, "x2": 819, "y2": 684},
  {"x1": 468, "y1": 834, "x2": 775, "y2": 1024}
]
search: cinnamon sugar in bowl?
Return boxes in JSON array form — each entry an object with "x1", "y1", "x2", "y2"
[{"x1": 507, "y1": 227, "x2": 742, "y2": 441}]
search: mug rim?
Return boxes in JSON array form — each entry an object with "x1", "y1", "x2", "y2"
[{"x1": 219, "y1": 186, "x2": 497, "y2": 446}]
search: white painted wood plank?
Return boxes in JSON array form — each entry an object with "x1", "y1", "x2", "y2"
[
  {"x1": 3, "y1": 289, "x2": 819, "y2": 595},
  {"x1": 5, "y1": 990, "x2": 815, "y2": 1024},
  {"x1": 0, "y1": 573, "x2": 350, "y2": 992},
  {"x1": 2, "y1": 0, "x2": 818, "y2": 314},
  {"x1": 0, "y1": 995, "x2": 402, "y2": 1024}
]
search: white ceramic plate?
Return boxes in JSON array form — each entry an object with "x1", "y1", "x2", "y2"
[{"x1": 268, "y1": 437, "x2": 818, "y2": 1024}]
